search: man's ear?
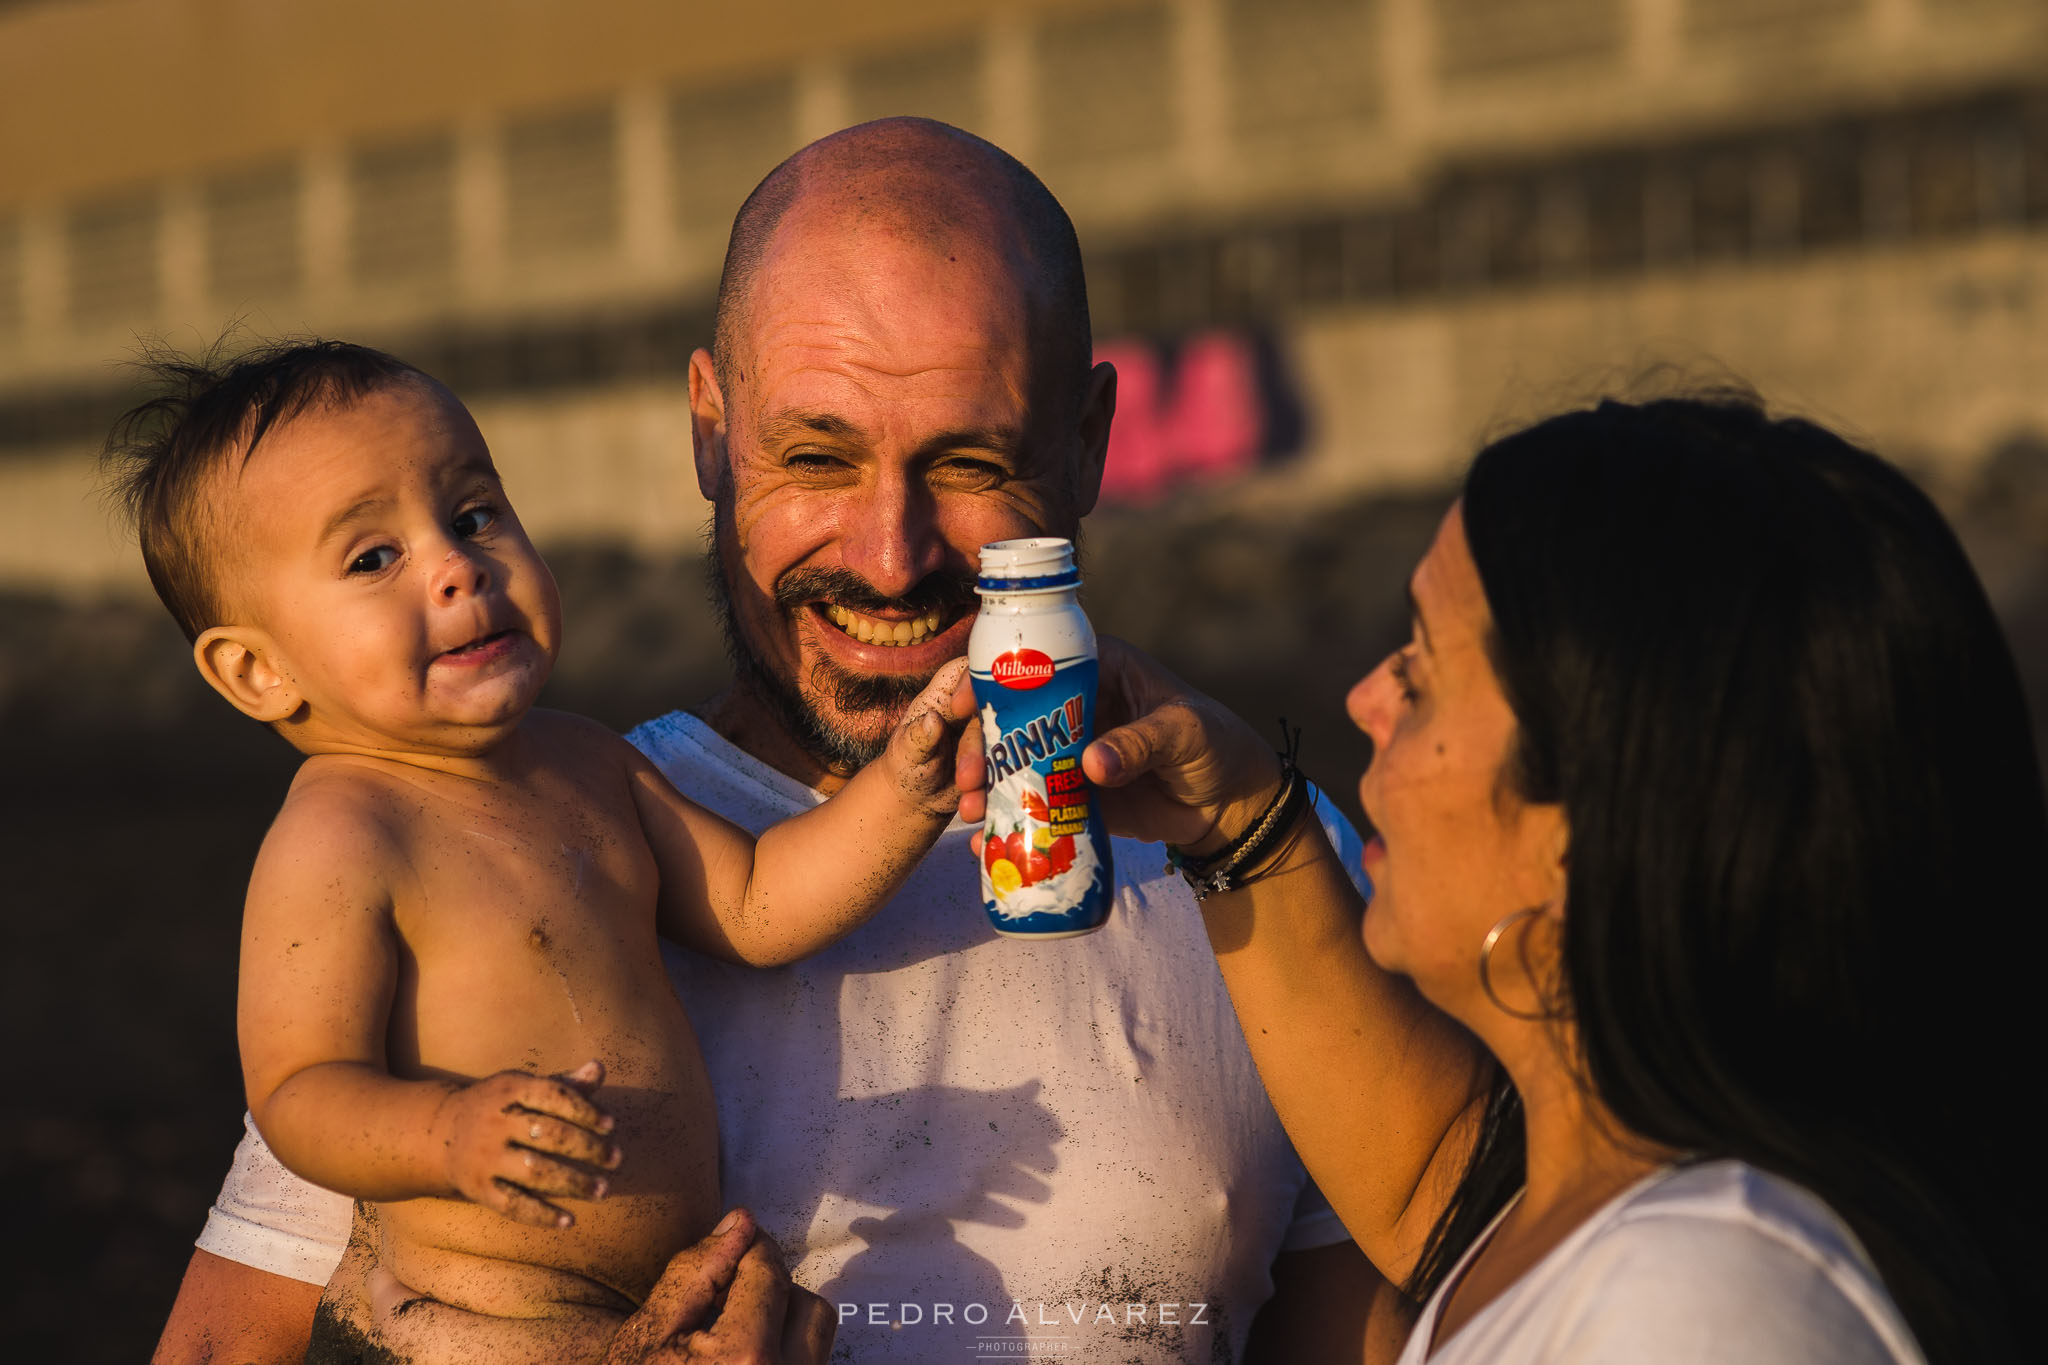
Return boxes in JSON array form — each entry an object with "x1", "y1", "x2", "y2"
[
  {"x1": 1070, "y1": 360, "x2": 1117, "y2": 519},
  {"x1": 687, "y1": 347, "x2": 732, "y2": 502},
  {"x1": 193, "y1": 626, "x2": 302, "y2": 724}
]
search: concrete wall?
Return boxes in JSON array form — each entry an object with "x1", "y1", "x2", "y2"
[{"x1": 4, "y1": 0, "x2": 2048, "y2": 594}]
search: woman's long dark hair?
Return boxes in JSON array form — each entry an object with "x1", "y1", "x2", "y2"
[{"x1": 1410, "y1": 395, "x2": 2041, "y2": 1362}]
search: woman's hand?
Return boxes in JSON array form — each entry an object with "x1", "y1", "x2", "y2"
[
  {"x1": 601, "y1": 1209, "x2": 834, "y2": 1364},
  {"x1": 954, "y1": 636, "x2": 1281, "y2": 854}
]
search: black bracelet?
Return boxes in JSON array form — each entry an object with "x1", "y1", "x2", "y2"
[{"x1": 1166, "y1": 721, "x2": 1311, "y2": 901}]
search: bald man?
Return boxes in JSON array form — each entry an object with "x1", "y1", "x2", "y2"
[{"x1": 154, "y1": 120, "x2": 1410, "y2": 1364}]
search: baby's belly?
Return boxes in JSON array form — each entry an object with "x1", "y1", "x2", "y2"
[
  {"x1": 384, "y1": 1012, "x2": 722, "y2": 1308},
  {"x1": 312, "y1": 1209, "x2": 630, "y2": 1365}
]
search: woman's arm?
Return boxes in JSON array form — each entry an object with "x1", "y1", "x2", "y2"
[{"x1": 956, "y1": 639, "x2": 1487, "y2": 1282}]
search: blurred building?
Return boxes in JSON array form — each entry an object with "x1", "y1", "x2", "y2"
[{"x1": 3, "y1": 0, "x2": 2047, "y2": 592}]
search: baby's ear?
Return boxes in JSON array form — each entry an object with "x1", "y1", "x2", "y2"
[{"x1": 193, "y1": 626, "x2": 302, "y2": 724}]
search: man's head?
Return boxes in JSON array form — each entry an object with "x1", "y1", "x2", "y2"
[
  {"x1": 106, "y1": 342, "x2": 561, "y2": 757},
  {"x1": 693, "y1": 118, "x2": 1115, "y2": 774}
]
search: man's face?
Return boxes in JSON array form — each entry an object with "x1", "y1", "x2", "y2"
[{"x1": 692, "y1": 214, "x2": 1106, "y2": 771}]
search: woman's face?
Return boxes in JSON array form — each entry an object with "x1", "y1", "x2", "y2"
[{"x1": 1349, "y1": 502, "x2": 1568, "y2": 1020}]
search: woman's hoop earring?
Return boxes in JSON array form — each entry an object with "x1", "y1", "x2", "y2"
[{"x1": 1478, "y1": 905, "x2": 1554, "y2": 1021}]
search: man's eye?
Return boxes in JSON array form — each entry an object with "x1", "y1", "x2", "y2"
[
  {"x1": 453, "y1": 504, "x2": 497, "y2": 538},
  {"x1": 348, "y1": 546, "x2": 398, "y2": 575},
  {"x1": 940, "y1": 458, "x2": 1003, "y2": 483}
]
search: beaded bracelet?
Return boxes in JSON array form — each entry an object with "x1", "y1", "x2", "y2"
[{"x1": 1165, "y1": 721, "x2": 1311, "y2": 901}]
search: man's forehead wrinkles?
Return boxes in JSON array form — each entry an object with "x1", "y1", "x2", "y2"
[{"x1": 758, "y1": 411, "x2": 867, "y2": 442}]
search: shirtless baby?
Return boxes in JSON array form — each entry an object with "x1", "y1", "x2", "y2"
[{"x1": 107, "y1": 341, "x2": 971, "y2": 1364}]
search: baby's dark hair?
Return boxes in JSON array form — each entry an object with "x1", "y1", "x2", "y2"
[{"x1": 104, "y1": 339, "x2": 427, "y2": 642}]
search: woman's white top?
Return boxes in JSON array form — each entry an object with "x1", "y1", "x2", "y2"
[{"x1": 1396, "y1": 1160, "x2": 1926, "y2": 1365}]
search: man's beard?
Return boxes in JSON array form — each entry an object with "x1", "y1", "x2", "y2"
[{"x1": 708, "y1": 516, "x2": 979, "y2": 773}]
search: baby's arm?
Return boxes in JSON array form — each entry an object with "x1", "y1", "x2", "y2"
[
  {"x1": 238, "y1": 772, "x2": 619, "y2": 1228},
  {"x1": 630, "y1": 659, "x2": 973, "y2": 965}
]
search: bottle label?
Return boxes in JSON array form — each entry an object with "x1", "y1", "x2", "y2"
[
  {"x1": 990, "y1": 648, "x2": 1055, "y2": 689},
  {"x1": 970, "y1": 656, "x2": 1115, "y2": 936}
]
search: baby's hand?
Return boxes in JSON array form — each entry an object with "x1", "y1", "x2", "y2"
[
  {"x1": 434, "y1": 1058, "x2": 621, "y2": 1229},
  {"x1": 879, "y1": 659, "x2": 977, "y2": 817}
]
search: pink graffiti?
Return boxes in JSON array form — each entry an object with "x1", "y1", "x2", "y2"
[{"x1": 1095, "y1": 331, "x2": 1266, "y2": 505}]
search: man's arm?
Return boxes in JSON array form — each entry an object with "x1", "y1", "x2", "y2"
[
  {"x1": 629, "y1": 660, "x2": 972, "y2": 965},
  {"x1": 151, "y1": 1250, "x2": 321, "y2": 1365},
  {"x1": 1243, "y1": 1242, "x2": 1418, "y2": 1365}
]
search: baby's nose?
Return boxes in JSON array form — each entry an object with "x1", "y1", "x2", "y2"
[{"x1": 433, "y1": 545, "x2": 491, "y2": 598}]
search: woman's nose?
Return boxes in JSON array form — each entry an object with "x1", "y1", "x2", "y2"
[{"x1": 1346, "y1": 662, "x2": 1394, "y2": 742}]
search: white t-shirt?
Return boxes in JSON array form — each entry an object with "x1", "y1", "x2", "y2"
[
  {"x1": 199, "y1": 710, "x2": 1360, "y2": 1362},
  {"x1": 1396, "y1": 1160, "x2": 1926, "y2": 1365}
]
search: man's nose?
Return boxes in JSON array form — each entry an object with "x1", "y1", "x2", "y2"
[
  {"x1": 838, "y1": 467, "x2": 946, "y2": 599},
  {"x1": 431, "y1": 544, "x2": 492, "y2": 600}
]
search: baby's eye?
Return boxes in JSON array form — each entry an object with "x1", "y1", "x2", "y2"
[
  {"x1": 452, "y1": 504, "x2": 497, "y2": 538},
  {"x1": 348, "y1": 545, "x2": 398, "y2": 575}
]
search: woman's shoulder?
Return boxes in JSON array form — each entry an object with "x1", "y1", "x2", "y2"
[
  {"x1": 1549, "y1": 1160, "x2": 1924, "y2": 1364},
  {"x1": 1605, "y1": 1160, "x2": 1869, "y2": 1267}
]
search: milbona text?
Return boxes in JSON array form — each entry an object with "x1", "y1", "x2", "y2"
[{"x1": 836, "y1": 1301, "x2": 1211, "y2": 1328}]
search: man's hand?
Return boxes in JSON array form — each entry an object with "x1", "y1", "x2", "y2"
[
  {"x1": 433, "y1": 1059, "x2": 621, "y2": 1228},
  {"x1": 603, "y1": 1209, "x2": 835, "y2": 1364},
  {"x1": 953, "y1": 637, "x2": 1280, "y2": 853}
]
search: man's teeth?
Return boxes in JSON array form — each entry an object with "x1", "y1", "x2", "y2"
[{"x1": 824, "y1": 605, "x2": 947, "y2": 646}]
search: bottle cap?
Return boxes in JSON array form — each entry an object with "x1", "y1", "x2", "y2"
[{"x1": 977, "y1": 538, "x2": 1080, "y2": 592}]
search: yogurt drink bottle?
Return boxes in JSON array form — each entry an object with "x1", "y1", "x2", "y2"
[{"x1": 968, "y1": 538, "x2": 1115, "y2": 938}]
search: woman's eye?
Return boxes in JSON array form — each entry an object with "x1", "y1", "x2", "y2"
[
  {"x1": 1389, "y1": 649, "x2": 1421, "y2": 704},
  {"x1": 452, "y1": 505, "x2": 497, "y2": 538},
  {"x1": 348, "y1": 546, "x2": 398, "y2": 575}
]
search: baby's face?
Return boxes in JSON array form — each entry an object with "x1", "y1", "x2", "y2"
[{"x1": 229, "y1": 379, "x2": 562, "y2": 757}]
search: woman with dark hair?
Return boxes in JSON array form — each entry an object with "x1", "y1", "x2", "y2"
[{"x1": 1054, "y1": 395, "x2": 2036, "y2": 1362}]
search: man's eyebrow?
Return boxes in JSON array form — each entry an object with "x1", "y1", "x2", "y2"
[
  {"x1": 913, "y1": 426, "x2": 1025, "y2": 461},
  {"x1": 757, "y1": 411, "x2": 869, "y2": 445},
  {"x1": 1406, "y1": 581, "x2": 1434, "y2": 651}
]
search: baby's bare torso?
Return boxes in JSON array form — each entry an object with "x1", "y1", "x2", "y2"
[{"x1": 307, "y1": 714, "x2": 719, "y2": 1323}]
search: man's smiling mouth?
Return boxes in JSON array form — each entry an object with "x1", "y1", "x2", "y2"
[{"x1": 819, "y1": 604, "x2": 954, "y2": 647}]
